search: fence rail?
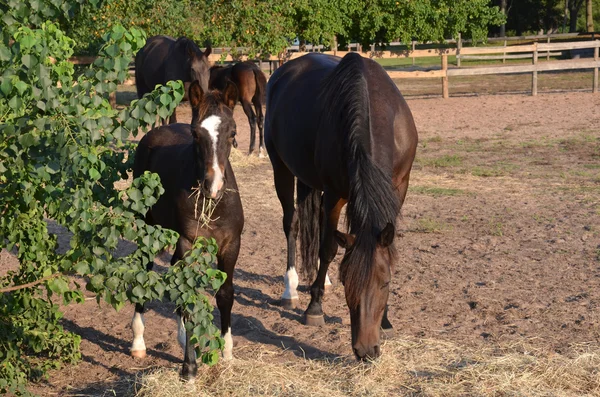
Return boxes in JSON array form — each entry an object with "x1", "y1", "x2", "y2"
[{"x1": 69, "y1": 37, "x2": 600, "y2": 99}]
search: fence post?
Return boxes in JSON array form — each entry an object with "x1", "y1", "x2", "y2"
[
  {"x1": 532, "y1": 42, "x2": 538, "y2": 96},
  {"x1": 503, "y1": 39, "x2": 507, "y2": 64},
  {"x1": 412, "y1": 41, "x2": 416, "y2": 65},
  {"x1": 457, "y1": 33, "x2": 462, "y2": 67},
  {"x1": 442, "y1": 53, "x2": 449, "y2": 99},
  {"x1": 546, "y1": 35, "x2": 551, "y2": 61},
  {"x1": 594, "y1": 41, "x2": 599, "y2": 94}
]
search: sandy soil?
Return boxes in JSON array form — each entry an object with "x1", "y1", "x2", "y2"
[{"x1": 7, "y1": 90, "x2": 599, "y2": 396}]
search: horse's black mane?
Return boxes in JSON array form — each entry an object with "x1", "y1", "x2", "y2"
[{"x1": 320, "y1": 53, "x2": 399, "y2": 308}]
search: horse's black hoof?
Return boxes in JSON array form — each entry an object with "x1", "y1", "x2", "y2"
[
  {"x1": 281, "y1": 298, "x2": 299, "y2": 310},
  {"x1": 381, "y1": 327, "x2": 395, "y2": 339},
  {"x1": 180, "y1": 363, "x2": 197, "y2": 382},
  {"x1": 304, "y1": 313, "x2": 325, "y2": 326}
]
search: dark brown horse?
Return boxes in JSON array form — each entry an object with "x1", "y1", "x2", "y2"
[
  {"x1": 135, "y1": 35, "x2": 212, "y2": 125},
  {"x1": 209, "y1": 62, "x2": 267, "y2": 156},
  {"x1": 265, "y1": 53, "x2": 418, "y2": 361},
  {"x1": 131, "y1": 80, "x2": 243, "y2": 380}
]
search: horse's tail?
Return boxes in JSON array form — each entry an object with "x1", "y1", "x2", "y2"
[
  {"x1": 253, "y1": 65, "x2": 267, "y2": 104},
  {"x1": 296, "y1": 181, "x2": 321, "y2": 282}
]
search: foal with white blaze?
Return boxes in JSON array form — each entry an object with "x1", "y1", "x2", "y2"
[{"x1": 131, "y1": 80, "x2": 243, "y2": 380}]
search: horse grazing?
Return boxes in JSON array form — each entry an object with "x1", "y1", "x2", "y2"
[
  {"x1": 135, "y1": 35, "x2": 212, "y2": 125},
  {"x1": 209, "y1": 61, "x2": 267, "y2": 156},
  {"x1": 131, "y1": 80, "x2": 243, "y2": 380},
  {"x1": 265, "y1": 53, "x2": 418, "y2": 361}
]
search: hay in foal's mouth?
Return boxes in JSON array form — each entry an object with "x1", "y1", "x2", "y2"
[
  {"x1": 127, "y1": 338, "x2": 600, "y2": 397},
  {"x1": 189, "y1": 186, "x2": 220, "y2": 230}
]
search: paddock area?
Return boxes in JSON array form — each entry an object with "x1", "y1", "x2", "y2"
[{"x1": 20, "y1": 90, "x2": 600, "y2": 396}]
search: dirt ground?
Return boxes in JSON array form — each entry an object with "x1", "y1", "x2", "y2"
[{"x1": 11, "y1": 87, "x2": 600, "y2": 396}]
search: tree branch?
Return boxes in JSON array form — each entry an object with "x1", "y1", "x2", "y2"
[{"x1": 0, "y1": 273, "x2": 60, "y2": 293}]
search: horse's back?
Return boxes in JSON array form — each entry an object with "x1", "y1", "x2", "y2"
[
  {"x1": 136, "y1": 35, "x2": 176, "y2": 97},
  {"x1": 133, "y1": 123, "x2": 193, "y2": 180}
]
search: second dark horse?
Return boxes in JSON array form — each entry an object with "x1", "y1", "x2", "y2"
[
  {"x1": 210, "y1": 61, "x2": 267, "y2": 156},
  {"x1": 135, "y1": 35, "x2": 212, "y2": 125}
]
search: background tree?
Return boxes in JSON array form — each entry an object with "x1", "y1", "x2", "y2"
[{"x1": 586, "y1": 0, "x2": 595, "y2": 31}]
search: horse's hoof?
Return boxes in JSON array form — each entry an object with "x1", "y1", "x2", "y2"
[
  {"x1": 381, "y1": 327, "x2": 395, "y2": 339},
  {"x1": 281, "y1": 298, "x2": 299, "y2": 310},
  {"x1": 131, "y1": 349, "x2": 147, "y2": 359},
  {"x1": 304, "y1": 314, "x2": 325, "y2": 326},
  {"x1": 180, "y1": 364, "x2": 198, "y2": 382}
]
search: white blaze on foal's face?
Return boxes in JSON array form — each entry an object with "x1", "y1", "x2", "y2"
[{"x1": 201, "y1": 115, "x2": 224, "y2": 198}]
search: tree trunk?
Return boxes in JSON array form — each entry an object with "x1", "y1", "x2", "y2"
[
  {"x1": 586, "y1": 0, "x2": 594, "y2": 32},
  {"x1": 569, "y1": 0, "x2": 584, "y2": 32},
  {"x1": 499, "y1": 0, "x2": 507, "y2": 37}
]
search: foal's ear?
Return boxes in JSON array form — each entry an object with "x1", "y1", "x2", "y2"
[
  {"x1": 377, "y1": 222, "x2": 395, "y2": 247},
  {"x1": 204, "y1": 44, "x2": 212, "y2": 57},
  {"x1": 335, "y1": 231, "x2": 355, "y2": 249},
  {"x1": 189, "y1": 80, "x2": 204, "y2": 109},
  {"x1": 223, "y1": 79, "x2": 238, "y2": 110}
]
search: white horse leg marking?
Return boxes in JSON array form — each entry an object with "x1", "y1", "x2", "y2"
[
  {"x1": 282, "y1": 267, "x2": 299, "y2": 301},
  {"x1": 222, "y1": 327, "x2": 233, "y2": 360},
  {"x1": 201, "y1": 115, "x2": 224, "y2": 198},
  {"x1": 131, "y1": 312, "x2": 146, "y2": 358},
  {"x1": 177, "y1": 314, "x2": 197, "y2": 361}
]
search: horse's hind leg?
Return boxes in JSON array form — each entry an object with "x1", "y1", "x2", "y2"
[
  {"x1": 215, "y1": 239, "x2": 240, "y2": 360},
  {"x1": 170, "y1": 237, "x2": 198, "y2": 381},
  {"x1": 268, "y1": 140, "x2": 299, "y2": 309},
  {"x1": 252, "y1": 95, "x2": 266, "y2": 158},
  {"x1": 131, "y1": 260, "x2": 154, "y2": 358},
  {"x1": 241, "y1": 99, "x2": 257, "y2": 155},
  {"x1": 304, "y1": 194, "x2": 345, "y2": 326}
]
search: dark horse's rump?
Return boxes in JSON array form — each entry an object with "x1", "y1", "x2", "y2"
[
  {"x1": 131, "y1": 81, "x2": 243, "y2": 380},
  {"x1": 209, "y1": 62, "x2": 267, "y2": 156},
  {"x1": 265, "y1": 52, "x2": 418, "y2": 361},
  {"x1": 135, "y1": 35, "x2": 212, "y2": 125}
]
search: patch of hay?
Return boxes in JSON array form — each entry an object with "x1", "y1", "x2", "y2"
[
  {"x1": 127, "y1": 338, "x2": 600, "y2": 397},
  {"x1": 228, "y1": 148, "x2": 269, "y2": 168}
]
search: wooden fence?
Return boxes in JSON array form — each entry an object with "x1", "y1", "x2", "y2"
[{"x1": 70, "y1": 37, "x2": 600, "y2": 99}]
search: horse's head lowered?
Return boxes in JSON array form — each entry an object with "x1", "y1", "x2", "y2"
[
  {"x1": 185, "y1": 41, "x2": 212, "y2": 93},
  {"x1": 188, "y1": 80, "x2": 238, "y2": 200},
  {"x1": 335, "y1": 222, "x2": 396, "y2": 361}
]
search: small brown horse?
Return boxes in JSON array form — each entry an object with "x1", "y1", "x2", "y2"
[
  {"x1": 131, "y1": 80, "x2": 243, "y2": 380},
  {"x1": 210, "y1": 62, "x2": 267, "y2": 156},
  {"x1": 135, "y1": 35, "x2": 212, "y2": 125},
  {"x1": 265, "y1": 53, "x2": 418, "y2": 361}
]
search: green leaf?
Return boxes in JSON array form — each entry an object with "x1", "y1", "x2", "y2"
[
  {"x1": 22, "y1": 54, "x2": 38, "y2": 69},
  {"x1": 132, "y1": 285, "x2": 145, "y2": 298},
  {"x1": 88, "y1": 168, "x2": 100, "y2": 181}
]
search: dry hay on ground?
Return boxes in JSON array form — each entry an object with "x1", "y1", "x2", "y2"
[{"x1": 126, "y1": 338, "x2": 600, "y2": 397}]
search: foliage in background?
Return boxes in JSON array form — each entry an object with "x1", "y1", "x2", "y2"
[
  {"x1": 0, "y1": 1, "x2": 226, "y2": 395},
  {"x1": 196, "y1": 0, "x2": 297, "y2": 58},
  {"x1": 347, "y1": 0, "x2": 505, "y2": 47},
  {"x1": 66, "y1": 0, "x2": 197, "y2": 55},
  {"x1": 56, "y1": 0, "x2": 505, "y2": 57}
]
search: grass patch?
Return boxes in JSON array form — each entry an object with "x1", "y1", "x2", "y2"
[
  {"x1": 471, "y1": 167, "x2": 506, "y2": 177},
  {"x1": 411, "y1": 186, "x2": 465, "y2": 197},
  {"x1": 414, "y1": 217, "x2": 451, "y2": 233},
  {"x1": 127, "y1": 339, "x2": 600, "y2": 397},
  {"x1": 420, "y1": 154, "x2": 463, "y2": 168}
]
